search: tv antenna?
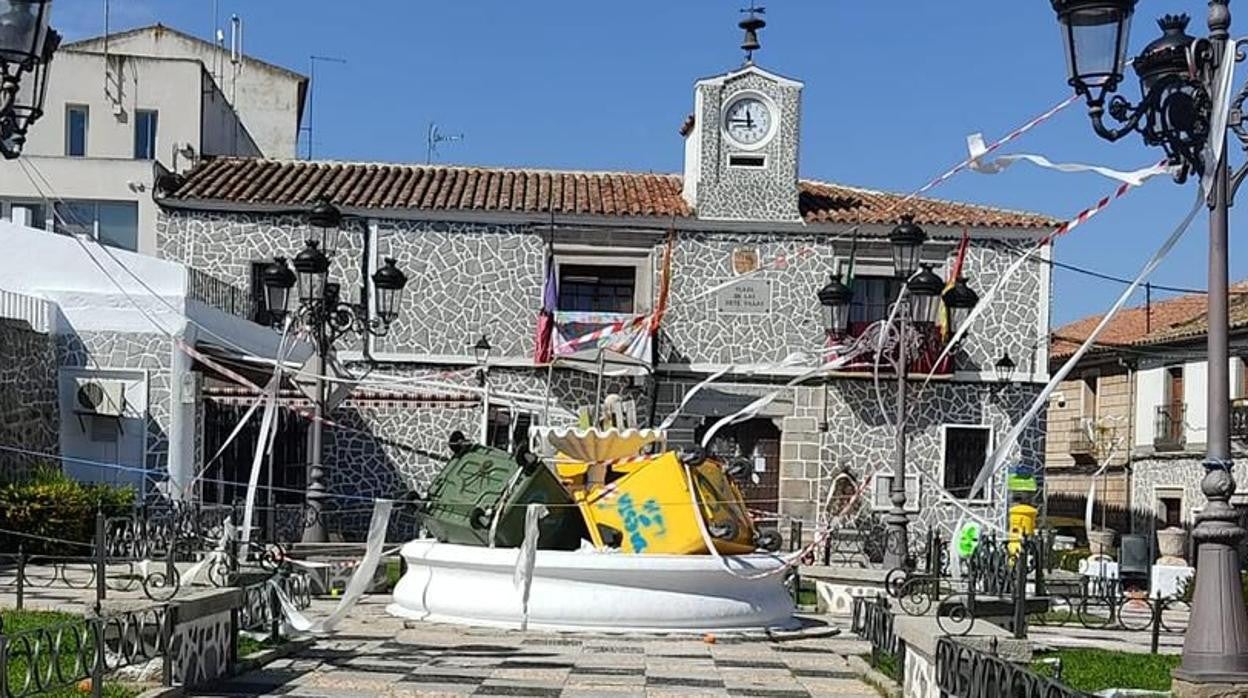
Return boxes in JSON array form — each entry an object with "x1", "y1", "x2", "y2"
[
  {"x1": 426, "y1": 122, "x2": 464, "y2": 164},
  {"x1": 302, "y1": 55, "x2": 347, "y2": 159}
]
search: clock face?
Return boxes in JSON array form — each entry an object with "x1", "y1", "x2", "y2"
[{"x1": 723, "y1": 96, "x2": 774, "y2": 148}]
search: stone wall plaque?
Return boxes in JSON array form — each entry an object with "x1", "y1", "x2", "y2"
[{"x1": 715, "y1": 279, "x2": 771, "y2": 315}]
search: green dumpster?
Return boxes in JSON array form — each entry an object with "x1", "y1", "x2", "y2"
[{"x1": 420, "y1": 436, "x2": 586, "y2": 550}]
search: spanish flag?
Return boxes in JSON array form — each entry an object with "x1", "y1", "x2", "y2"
[{"x1": 940, "y1": 229, "x2": 970, "y2": 341}]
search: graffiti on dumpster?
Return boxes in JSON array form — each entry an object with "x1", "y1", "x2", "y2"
[{"x1": 616, "y1": 494, "x2": 667, "y2": 552}]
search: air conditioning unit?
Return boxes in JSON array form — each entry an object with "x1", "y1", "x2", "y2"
[{"x1": 74, "y1": 378, "x2": 126, "y2": 417}]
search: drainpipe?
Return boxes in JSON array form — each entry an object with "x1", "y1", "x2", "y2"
[{"x1": 168, "y1": 323, "x2": 198, "y2": 501}]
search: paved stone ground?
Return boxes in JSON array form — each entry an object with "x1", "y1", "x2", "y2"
[{"x1": 189, "y1": 597, "x2": 880, "y2": 698}]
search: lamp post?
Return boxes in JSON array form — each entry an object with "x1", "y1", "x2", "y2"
[
  {"x1": 260, "y1": 199, "x2": 409, "y2": 543},
  {"x1": 1048, "y1": 0, "x2": 1248, "y2": 684},
  {"x1": 0, "y1": 0, "x2": 60, "y2": 159},
  {"x1": 474, "y1": 334, "x2": 492, "y2": 445}
]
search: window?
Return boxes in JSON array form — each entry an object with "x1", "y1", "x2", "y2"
[
  {"x1": 65, "y1": 105, "x2": 88, "y2": 157},
  {"x1": 248, "y1": 262, "x2": 274, "y2": 325},
  {"x1": 1159, "y1": 495, "x2": 1183, "y2": 529},
  {"x1": 3, "y1": 200, "x2": 46, "y2": 229},
  {"x1": 871, "y1": 472, "x2": 919, "y2": 512},
  {"x1": 54, "y1": 200, "x2": 139, "y2": 251},
  {"x1": 133, "y1": 110, "x2": 158, "y2": 160},
  {"x1": 942, "y1": 425, "x2": 992, "y2": 501},
  {"x1": 98, "y1": 202, "x2": 138, "y2": 251},
  {"x1": 1080, "y1": 371, "x2": 1100, "y2": 418},
  {"x1": 486, "y1": 407, "x2": 531, "y2": 452},
  {"x1": 557, "y1": 264, "x2": 636, "y2": 313},
  {"x1": 848, "y1": 275, "x2": 903, "y2": 325}
]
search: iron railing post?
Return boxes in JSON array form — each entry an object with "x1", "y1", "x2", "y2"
[
  {"x1": 95, "y1": 508, "x2": 106, "y2": 609},
  {"x1": 16, "y1": 544, "x2": 24, "y2": 611},
  {"x1": 1013, "y1": 541, "x2": 1027, "y2": 639},
  {"x1": 161, "y1": 605, "x2": 174, "y2": 687}
]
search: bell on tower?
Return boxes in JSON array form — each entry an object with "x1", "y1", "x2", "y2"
[{"x1": 739, "y1": 5, "x2": 766, "y2": 64}]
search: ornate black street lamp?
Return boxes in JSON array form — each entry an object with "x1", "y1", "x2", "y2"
[
  {"x1": 0, "y1": 0, "x2": 60, "y2": 159},
  {"x1": 817, "y1": 272, "x2": 854, "y2": 339},
  {"x1": 994, "y1": 351, "x2": 1018, "y2": 384},
  {"x1": 889, "y1": 214, "x2": 926, "y2": 279},
  {"x1": 260, "y1": 200, "x2": 409, "y2": 543},
  {"x1": 473, "y1": 334, "x2": 493, "y2": 443},
  {"x1": 942, "y1": 276, "x2": 980, "y2": 337},
  {"x1": 1049, "y1": 0, "x2": 1248, "y2": 684}
]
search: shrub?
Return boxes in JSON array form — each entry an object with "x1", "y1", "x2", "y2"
[
  {"x1": 1054, "y1": 546, "x2": 1090, "y2": 573},
  {"x1": 0, "y1": 467, "x2": 135, "y2": 555}
]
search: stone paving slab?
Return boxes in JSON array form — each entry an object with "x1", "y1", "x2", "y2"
[{"x1": 183, "y1": 596, "x2": 878, "y2": 697}]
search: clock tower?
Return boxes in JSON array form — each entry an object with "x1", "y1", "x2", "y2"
[{"x1": 681, "y1": 9, "x2": 803, "y2": 222}]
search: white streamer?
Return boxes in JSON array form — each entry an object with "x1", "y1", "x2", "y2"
[
  {"x1": 513, "y1": 503, "x2": 549, "y2": 631},
  {"x1": 970, "y1": 193, "x2": 1203, "y2": 500},
  {"x1": 968, "y1": 38, "x2": 1238, "y2": 500},
  {"x1": 274, "y1": 499, "x2": 394, "y2": 635},
  {"x1": 966, "y1": 133, "x2": 1171, "y2": 186}
]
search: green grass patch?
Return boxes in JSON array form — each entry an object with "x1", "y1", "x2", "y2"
[
  {"x1": 1032, "y1": 648, "x2": 1179, "y2": 693},
  {"x1": 238, "y1": 633, "x2": 286, "y2": 658},
  {"x1": 860, "y1": 652, "x2": 901, "y2": 683},
  {"x1": 2, "y1": 609, "x2": 141, "y2": 698},
  {"x1": 383, "y1": 558, "x2": 403, "y2": 592}
]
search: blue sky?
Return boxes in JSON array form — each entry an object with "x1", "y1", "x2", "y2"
[{"x1": 53, "y1": 1, "x2": 1245, "y2": 326}]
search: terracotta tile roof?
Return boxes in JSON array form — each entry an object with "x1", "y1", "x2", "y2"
[
  {"x1": 162, "y1": 157, "x2": 1058, "y2": 229},
  {"x1": 1050, "y1": 281, "x2": 1248, "y2": 360}
]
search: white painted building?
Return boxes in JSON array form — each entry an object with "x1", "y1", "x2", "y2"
[
  {"x1": 0, "y1": 24, "x2": 306, "y2": 256},
  {"x1": 0, "y1": 219, "x2": 309, "y2": 497}
]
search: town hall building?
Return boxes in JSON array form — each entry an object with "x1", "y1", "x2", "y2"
[{"x1": 8, "y1": 19, "x2": 1058, "y2": 542}]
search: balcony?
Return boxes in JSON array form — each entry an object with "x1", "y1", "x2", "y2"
[
  {"x1": 832, "y1": 321, "x2": 953, "y2": 375},
  {"x1": 1233, "y1": 399, "x2": 1248, "y2": 441},
  {"x1": 1068, "y1": 424, "x2": 1096, "y2": 458},
  {"x1": 1154, "y1": 405, "x2": 1186, "y2": 452}
]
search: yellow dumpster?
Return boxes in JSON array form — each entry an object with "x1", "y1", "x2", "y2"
[{"x1": 577, "y1": 450, "x2": 756, "y2": 555}]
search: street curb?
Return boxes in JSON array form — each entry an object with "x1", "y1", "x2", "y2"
[
  {"x1": 235, "y1": 637, "x2": 316, "y2": 674},
  {"x1": 846, "y1": 654, "x2": 902, "y2": 698},
  {"x1": 135, "y1": 687, "x2": 182, "y2": 698},
  {"x1": 135, "y1": 637, "x2": 317, "y2": 698}
]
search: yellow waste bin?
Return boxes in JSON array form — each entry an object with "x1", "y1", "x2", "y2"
[
  {"x1": 1007, "y1": 503, "x2": 1038, "y2": 555},
  {"x1": 577, "y1": 451, "x2": 756, "y2": 555}
]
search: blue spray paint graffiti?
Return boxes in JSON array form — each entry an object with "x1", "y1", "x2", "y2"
[{"x1": 616, "y1": 493, "x2": 667, "y2": 552}]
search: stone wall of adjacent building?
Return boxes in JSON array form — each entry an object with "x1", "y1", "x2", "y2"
[
  {"x1": 0, "y1": 320, "x2": 59, "y2": 477},
  {"x1": 1130, "y1": 456, "x2": 1248, "y2": 529}
]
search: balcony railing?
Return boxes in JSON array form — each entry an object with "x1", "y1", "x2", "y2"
[
  {"x1": 187, "y1": 268, "x2": 256, "y2": 321},
  {"x1": 1155, "y1": 404, "x2": 1186, "y2": 452},
  {"x1": 1233, "y1": 399, "x2": 1248, "y2": 441},
  {"x1": 1068, "y1": 424, "x2": 1096, "y2": 457}
]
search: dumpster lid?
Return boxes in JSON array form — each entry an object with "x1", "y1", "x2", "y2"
[{"x1": 530, "y1": 426, "x2": 665, "y2": 463}]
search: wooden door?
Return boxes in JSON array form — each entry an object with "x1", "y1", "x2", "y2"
[{"x1": 700, "y1": 418, "x2": 781, "y2": 516}]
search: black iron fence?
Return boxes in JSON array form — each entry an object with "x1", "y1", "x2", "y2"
[
  {"x1": 0, "y1": 605, "x2": 170, "y2": 698},
  {"x1": 935, "y1": 637, "x2": 1090, "y2": 698}
]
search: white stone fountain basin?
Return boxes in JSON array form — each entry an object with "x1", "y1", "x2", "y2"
[{"x1": 387, "y1": 539, "x2": 798, "y2": 633}]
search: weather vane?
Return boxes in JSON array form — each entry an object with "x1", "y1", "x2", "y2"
[{"x1": 739, "y1": 5, "x2": 766, "y2": 64}]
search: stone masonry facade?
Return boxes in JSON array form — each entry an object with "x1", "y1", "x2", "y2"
[
  {"x1": 157, "y1": 207, "x2": 1048, "y2": 537},
  {"x1": 0, "y1": 320, "x2": 59, "y2": 477}
]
